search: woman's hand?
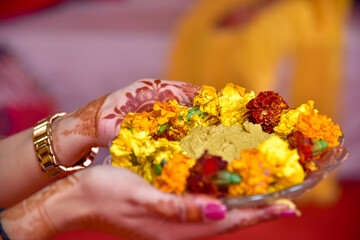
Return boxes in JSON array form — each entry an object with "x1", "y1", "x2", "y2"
[
  {"x1": 0, "y1": 79, "x2": 200, "y2": 207},
  {"x1": 97, "y1": 79, "x2": 200, "y2": 146},
  {"x1": 0, "y1": 165, "x2": 297, "y2": 240},
  {"x1": 52, "y1": 79, "x2": 200, "y2": 166}
]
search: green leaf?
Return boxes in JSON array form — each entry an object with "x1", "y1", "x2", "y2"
[
  {"x1": 158, "y1": 124, "x2": 169, "y2": 134},
  {"x1": 312, "y1": 140, "x2": 329, "y2": 156},
  {"x1": 213, "y1": 170, "x2": 242, "y2": 186},
  {"x1": 153, "y1": 164, "x2": 162, "y2": 175},
  {"x1": 187, "y1": 106, "x2": 204, "y2": 120}
]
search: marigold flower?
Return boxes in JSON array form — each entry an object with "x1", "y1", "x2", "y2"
[
  {"x1": 152, "y1": 138, "x2": 185, "y2": 165},
  {"x1": 110, "y1": 128, "x2": 184, "y2": 183},
  {"x1": 187, "y1": 112, "x2": 220, "y2": 128},
  {"x1": 121, "y1": 112, "x2": 158, "y2": 134},
  {"x1": 169, "y1": 118, "x2": 189, "y2": 140},
  {"x1": 246, "y1": 91, "x2": 289, "y2": 133},
  {"x1": 169, "y1": 99, "x2": 190, "y2": 120},
  {"x1": 152, "y1": 101, "x2": 179, "y2": 125},
  {"x1": 274, "y1": 100, "x2": 317, "y2": 137},
  {"x1": 112, "y1": 83, "x2": 344, "y2": 198},
  {"x1": 154, "y1": 153, "x2": 196, "y2": 194},
  {"x1": 258, "y1": 136, "x2": 305, "y2": 192},
  {"x1": 286, "y1": 131, "x2": 320, "y2": 173},
  {"x1": 187, "y1": 151, "x2": 228, "y2": 197},
  {"x1": 228, "y1": 149, "x2": 274, "y2": 196},
  {"x1": 151, "y1": 100, "x2": 190, "y2": 141},
  {"x1": 110, "y1": 128, "x2": 155, "y2": 182},
  {"x1": 193, "y1": 85, "x2": 220, "y2": 116},
  {"x1": 295, "y1": 111, "x2": 342, "y2": 147},
  {"x1": 218, "y1": 83, "x2": 255, "y2": 126}
]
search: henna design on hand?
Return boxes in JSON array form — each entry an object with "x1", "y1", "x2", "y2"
[
  {"x1": 103, "y1": 79, "x2": 200, "y2": 130},
  {"x1": 62, "y1": 94, "x2": 109, "y2": 138},
  {"x1": 1, "y1": 175, "x2": 79, "y2": 239},
  {"x1": 1, "y1": 206, "x2": 57, "y2": 239}
]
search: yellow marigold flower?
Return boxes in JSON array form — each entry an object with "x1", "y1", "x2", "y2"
[
  {"x1": 154, "y1": 153, "x2": 196, "y2": 194},
  {"x1": 152, "y1": 138, "x2": 185, "y2": 165},
  {"x1": 258, "y1": 136, "x2": 305, "y2": 192},
  {"x1": 168, "y1": 99, "x2": 189, "y2": 120},
  {"x1": 188, "y1": 112, "x2": 220, "y2": 129},
  {"x1": 274, "y1": 100, "x2": 318, "y2": 137},
  {"x1": 110, "y1": 128, "x2": 184, "y2": 183},
  {"x1": 121, "y1": 112, "x2": 158, "y2": 134},
  {"x1": 218, "y1": 83, "x2": 255, "y2": 126},
  {"x1": 194, "y1": 85, "x2": 220, "y2": 116},
  {"x1": 295, "y1": 111, "x2": 342, "y2": 147},
  {"x1": 228, "y1": 149, "x2": 274, "y2": 196},
  {"x1": 110, "y1": 128, "x2": 155, "y2": 182}
]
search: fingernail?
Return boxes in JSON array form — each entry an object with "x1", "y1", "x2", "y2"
[
  {"x1": 279, "y1": 210, "x2": 297, "y2": 218},
  {"x1": 204, "y1": 203, "x2": 227, "y2": 220}
]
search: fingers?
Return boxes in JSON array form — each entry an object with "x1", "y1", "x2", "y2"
[
  {"x1": 180, "y1": 203, "x2": 298, "y2": 240},
  {"x1": 140, "y1": 192, "x2": 227, "y2": 223},
  {"x1": 145, "y1": 203, "x2": 299, "y2": 240},
  {"x1": 175, "y1": 194, "x2": 227, "y2": 222},
  {"x1": 221, "y1": 203, "x2": 298, "y2": 234}
]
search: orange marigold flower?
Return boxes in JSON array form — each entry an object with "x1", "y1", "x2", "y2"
[
  {"x1": 151, "y1": 100, "x2": 190, "y2": 141},
  {"x1": 274, "y1": 100, "x2": 317, "y2": 137},
  {"x1": 228, "y1": 149, "x2": 274, "y2": 196},
  {"x1": 295, "y1": 111, "x2": 342, "y2": 147},
  {"x1": 152, "y1": 101, "x2": 179, "y2": 125},
  {"x1": 169, "y1": 118, "x2": 189, "y2": 140},
  {"x1": 121, "y1": 112, "x2": 158, "y2": 134},
  {"x1": 154, "y1": 153, "x2": 195, "y2": 194}
]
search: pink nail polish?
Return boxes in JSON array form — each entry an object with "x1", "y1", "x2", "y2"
[
  {"x1": 279, "y1": 210, "x2": 297, "y2": 218},
  {"x1": 204, "y1": 203, "x2": 227, "y2": 220}
]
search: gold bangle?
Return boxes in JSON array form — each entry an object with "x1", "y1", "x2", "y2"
[{"x1": 33, "y1": 112, "x2": 99, "y2": 177}]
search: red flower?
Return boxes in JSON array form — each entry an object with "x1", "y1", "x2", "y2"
[
  {"x1": 187, "y1": 151, "x2": 228, "y2": 197},
  {"x1": 151, "y1": 128, "x2": 178, "y2": 141},
  {"x1": 246, "y1": 91, "x2": 289, "y2": 133},
  {"x1": 286, "y1": 131, "x2": 316, "y2": 173}
]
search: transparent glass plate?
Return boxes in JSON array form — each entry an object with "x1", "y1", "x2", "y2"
[{"x1": 105, "y1": 136, "x2": 349, "y2": 209}]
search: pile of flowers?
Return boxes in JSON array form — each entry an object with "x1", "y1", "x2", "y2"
[{"x1": 110, "y1": 84, "x2": 342, "y2": 197}]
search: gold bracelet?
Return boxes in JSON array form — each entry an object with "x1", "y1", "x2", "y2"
[{"x1": 33, "y1": 112, "x2": 99, "y2": 177}]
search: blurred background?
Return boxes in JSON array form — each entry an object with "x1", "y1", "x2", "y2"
[{"x1": 0, "y1": 0, "x2": 359, "y2": 239}]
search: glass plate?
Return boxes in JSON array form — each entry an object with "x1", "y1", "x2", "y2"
[{"x1": 105, "y1": 136, "x2": 349, "y2": 209}]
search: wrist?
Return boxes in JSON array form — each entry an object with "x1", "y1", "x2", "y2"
[
  {"x1": 45, "y1": 175, "x2": 93, "y2": 234},
  {"x1": 2, "y1": 175, "x2": 93, "y2": 239},
  {"x1": 1, "y1": 175, "x2": 90, "y2": 239},
  {"x1": 51, "y1": 113, "x2": 98, "y2": 168}
]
